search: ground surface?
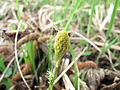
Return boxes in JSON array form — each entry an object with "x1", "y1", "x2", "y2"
[{"x1": 0, "y1": 0, "x2": 120, "y2": 90}]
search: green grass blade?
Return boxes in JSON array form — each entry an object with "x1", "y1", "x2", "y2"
[
  {"x1": 101, "y1": 36, "x2": 118, "y2": 55},
  {"x1": 87, "y1": 0, "x2": 96, "y2": 37},
  {"x1": 0, "y1": 57, "x2": 6, "y2": 72},
  {"x1": 65, "y1": 0, "x2": 82, "y2": 32},
  {"x1": 96, "y1": 36, "x2": 119, "y2": 63},
  {"x1": 106, "y1": 0, "x2": 119, "y2": 41},
  {"x1": 48, "y1": 35, "x2": 53, "y2": 70},
  {"x1": 64, "y1": 0, "x2": 82, "y2": 89},
  {"x1": 25, "y1": 41, "x2": 36, "y2": 71},
  {"x1": 81, "y1": 72, "x2": 85, "y2": 81},
  {"x1": 15, "y1": 0, "x2": 21, "y2": 21}
]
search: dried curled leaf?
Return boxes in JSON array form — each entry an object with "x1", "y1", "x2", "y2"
[
  {"x1": 54, "y1": 31, "x2": 69, "y2": 60},
  {"x1": 0, "y1": 45, "x2": 9, "y2": 55},
  {"x1": 78, "y1": 61, "x2": 98, "y2": 70},
  {"x1": 12, "y1": 62, "x2": 31, "y2": 81}
]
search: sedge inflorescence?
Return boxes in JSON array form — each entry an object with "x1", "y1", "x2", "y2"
[{"x1": 54, "y1": 30, "x2": 69, "y2": 60}]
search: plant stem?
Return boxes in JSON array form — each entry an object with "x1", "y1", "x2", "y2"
[{"x1": 48, "y1": 58, "x2": 61, "y2": 90}]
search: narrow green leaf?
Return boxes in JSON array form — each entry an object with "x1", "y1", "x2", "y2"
[
  {"x1": 87, "y1": 0, "x2": 96, "y2": 37},
  {"x1": 106, "y1": 0, "x2": 119, "y2": 41},
  {"x1": 0, "y1": 57, "x2": 6, "y2": 72},
  {"x1": 65, "y1": 0, "x2": 82, "y2": 32}
]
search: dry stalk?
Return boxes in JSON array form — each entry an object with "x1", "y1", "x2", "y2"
[
  {"x1": 54, "y1": 47, "x2": 87, "y2": 85},
  {"x1": 17, "y1": 32, "x2": 39, "y2": 48},
  {"x1": 14, "y1": 21, "x2": 31, "y2": 90}
]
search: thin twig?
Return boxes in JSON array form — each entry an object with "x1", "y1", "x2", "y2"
[
  {"x1": 17, "y1": 32, "x2": 39, "y2": 48},
  {"x1": 54, "y1": 47, "x2": 87, "y2": 85},
  {"x1": 14, "y1": 21, "x2": 31, "y2": 90},
  {"x1": 108, "y1": 48, "x2": 117, "y2": 71},
  {"x1": 93, "y1": 41, "x2": 120, "y2": 50},
  {"x1": 62, "y1": 59, "x2": 75, "y2": 90},
  {"x1": 74, "y1": 31, "x2": 101, "y2": 52}
]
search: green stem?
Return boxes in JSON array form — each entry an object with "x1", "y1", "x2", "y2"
[{"x1": 48, "y1": 58, "x2": 61, "y2": 90}]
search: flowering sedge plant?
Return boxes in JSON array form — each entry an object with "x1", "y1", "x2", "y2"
[{"x1": 48, "y1": 30, "x2": 69, "y2": 90}]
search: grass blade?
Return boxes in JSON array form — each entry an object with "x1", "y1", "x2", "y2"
[
  {"x1": 65, "y1": 0, "x2": 82, "y2": 32},
  {"x1": 106, "y1": 0, "x2": 119, "y2": 41},
  {"x1": 87, "y1": 0, "x2": 96, "y2": 37}
]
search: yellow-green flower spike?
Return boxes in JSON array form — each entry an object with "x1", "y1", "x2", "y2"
[
  {"x1": 54, "y1": 30, "x2": 69, "y2": 60},
  {"x1": 48, "y1": 30, "x2": 69, "y2": 90}
]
